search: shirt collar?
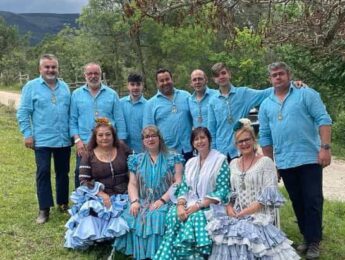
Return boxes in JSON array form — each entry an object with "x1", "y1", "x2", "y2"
[
  {"x1": 39, "y1": 76, "x2": 59, "y2": 89},
  {"x1": 157, "y1": 87, "x2": 177, "y2": 98},
  {"x1": 216, "y1": 84, "x2": 236, "y2": 97},
  {"x1": 125, "y1": 94, "x2": 145, "y2": 103},
  {"x1": 191, "y1": 86, "x2": 212, "y2": 100}
]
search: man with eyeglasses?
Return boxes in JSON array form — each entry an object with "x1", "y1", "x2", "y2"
[
  {"x1": 120, "y1": 73, "x2": 147, "y2": 153},
  {"x1": 208, "y1": 62, "x2": 273, "y2": 162},
  {"x1": 70, "y1": 62, "x2": 127, "y2": 188},
  {"x1": 188, "y1": 69, "x2": 218, "y2": 128},
  {"x1": 259, "y1": 61, "x2": 332, "y2": 259},
  {"x1": 143, "y1": 68, "x2": 193, "y2": 161},
  {"x1": 17, "y1": 54, "x2": 71, "y2": 224}
]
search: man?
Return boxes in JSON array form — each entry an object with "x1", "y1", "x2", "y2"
[
  {"x1": 143, "y1": 68, "x2": 193, "y2": 161},
  {"x1": 17, "y1": 54, "x2": 71, "y2": 224},
  {"x1": 70, "y1": 62, "x2": 127, "y2": 187},
  {"x1": 188, "y1": 69, "x2": 217, "y2": 128},
  {"x1": 208, "y1": 62, "x2": 272, "y2": 161},
  {"x1": 120, "y1": 73, "x2": 147, "y2": 153},
  {"x1": 259, "y1": 62, "x2": 332, "y2": 259}
]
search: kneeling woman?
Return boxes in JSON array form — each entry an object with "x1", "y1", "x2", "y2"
[
  {"x1": 113, "y1": 125, "x2": 184, "y2": 259},
  {"x1": 64, "y1": 118, "x2": 130, "y2": 249},
  {"x1": 155, "y1": 127, "x2": 230, "y2": 259},
  {"x1": 206, "y1": 119, "x2": 300, "y2": 259}
]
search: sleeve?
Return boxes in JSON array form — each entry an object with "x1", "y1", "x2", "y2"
[
  {"x1": 257, "y1": 157, "x2": 285, "y2": 207},
  {"x1": 258, "y1": 102, "x2": 273, "y2": 147},
  {"x1": 205, "y1": 160, "x2": 231, "y2": 204},
  {"x1": 304, "y1": 88, "x2": 332, "y2": 127},
  {"x1": 127, "y1": 154, "x2": 138, "y2": 173},
  {"x1": 79, "y1": 151, "x2": 93, "y2": 186},
  {"x1": 208, "y1": 100, "x2": 217, "y2": 149},
  {"x1": 142, "y1": 99, "x2": 155, "y2": 127},
  {"x1": 69, "y1": 91, "x2": 79, "y2": 138},
  {"x1": 16, "y1": 84, "x2": 33, "y2": 138},
  {"x1": 244, "y1": 87, "x2": 272, "y2": 108},
  {"x1": 167, "y1": 152, "x2": 185, "y2": 174},
  {"x1": 112, "y1": 91, "x2": 128, "y2": 140},
  {"x1": 176, "y1": 175, "x2": 190, "y2": 199}
]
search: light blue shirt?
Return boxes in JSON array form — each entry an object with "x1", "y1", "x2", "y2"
[
  {"x1": 16, "y1": 76, "x2": 71, "y2": 147},
  {"x1": 143, "y1": 88, "x2": 192, "y2": 153},
  {"x1": 188, "y1": 86, "x2": 218, "y2": 128},
  {"x1": 208, "y1": 85, "x2": 272, "y2": 158},
  {"x1": 120, "y1": 95, "x2": 147, "y2": 153},
  {"x1": 259, "y1": 83, "x2": 332, "y2": 169},
  {"x1": 70, "y1": 84, "x2": 127, "y2": 143}
]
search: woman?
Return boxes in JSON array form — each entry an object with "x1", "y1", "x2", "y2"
[
  {"x1": 155, "y1": 127, "x2": 230, "y2": 259},
  {"x1": 64, "y1": 118, "x2": 130, "y2": 250},
  {"x1": 113, "y1": 125, "x2": 184, "y2": 259},
  {"x1": 206, "y1": 118, "x2": 300, "y2": 259}
]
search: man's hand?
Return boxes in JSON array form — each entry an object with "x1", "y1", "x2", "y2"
[
  {"x1": 76, "y1": 140, "x2": 86, "y2": 157},
  {"x1": 318, "y1": 149, "x2": 331, "y2": 168},
  {"x1": 24, "y1": 137, "x2": 34, "y2": 150}
]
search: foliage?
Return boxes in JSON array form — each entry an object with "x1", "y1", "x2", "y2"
[{"x1": 333, "y1": 111, "x2": 345, "y2": 147}]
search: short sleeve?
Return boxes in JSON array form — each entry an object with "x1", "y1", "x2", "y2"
[
  {"x1": 206, "y1": 160, "x2": 231, "y2": 204},
  {"x1": 176, "y1": 176, "x2": 190, "y2": 199},
  {"x1": 167, "y1": 152, "x2": 184, "y2": 171},
  {"x1": 127, "y1": 153, "x2": 139, "y2": 173}
]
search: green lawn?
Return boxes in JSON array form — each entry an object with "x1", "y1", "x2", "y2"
[{"x1": 1, "y1": 104, "x2": 344, "y2": 259}]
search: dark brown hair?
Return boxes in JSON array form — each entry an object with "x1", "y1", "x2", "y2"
[
  {"x1": 190, "y1": 127, "x2": 212, "y2": 149},
  {"x1": 88, "y1": 123, "x2": 120, "y2": 150}
]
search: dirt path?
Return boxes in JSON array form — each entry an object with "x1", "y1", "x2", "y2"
[{"x1": 1, "y1": 91, "x2": 344, "y2": 201}]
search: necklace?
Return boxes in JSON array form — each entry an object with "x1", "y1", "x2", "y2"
[{"x1": 239, "y1": 154, "x2": 255, "y2": 190}]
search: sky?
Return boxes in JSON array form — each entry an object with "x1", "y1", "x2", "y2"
[{"x1": 0, "y1": 0, "x2": 89, "y2": 14}]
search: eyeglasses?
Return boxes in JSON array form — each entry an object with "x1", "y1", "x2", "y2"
[
  {"x1": 270, "y1": 71, "x2": 286, "y2": 78},
  {"x1": 85, "y1": 72, "x2": 100, "y2": 76},
  {"x1": 236, "y1": 137, "x2": 252, "y2": 145},
  {"x1": 143, "y1": 134, "x2": 158, "y2": 140}
]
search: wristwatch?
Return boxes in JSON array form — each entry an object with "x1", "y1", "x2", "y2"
[{"x1": 321, "y1": 144, "x2": 331, "y2": 150}]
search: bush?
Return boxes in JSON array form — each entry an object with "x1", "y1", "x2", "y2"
[{"x1": 333, "y1": 111, "x2": 345, "y2": 146}]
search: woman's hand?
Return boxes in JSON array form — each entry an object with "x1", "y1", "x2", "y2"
[
  {"x1": 149, "y1": 199, "x2": 164, "y2": 211},
  {"x1": 177, "y1": 205, "x2": 188, "y2": 221},
  {"x1": 130, "y1": 201, "x2": 140, "y2": 217},
  {"x1": 226, "y1": 204, "x2": 237, "y2": 217},
  {"x1": 98, "y1": 192, "x2": 111, "y2": 208},
  {"x1": 186, "y1": 203, "x2": 200, "y2": 216}
]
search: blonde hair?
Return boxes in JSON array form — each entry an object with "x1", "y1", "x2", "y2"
[
  {"x1": 142, "y1": 125, "x2": 168, "y2": 153},
  {"x1": 234, "y1": 118, "x2": 257, "y2": 151}
]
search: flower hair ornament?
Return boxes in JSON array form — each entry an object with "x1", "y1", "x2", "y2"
[
  {"x1": 95, "y1": 117, "x2": 112, "y2": 125},
  {"x1": 233, "y1": 118, "x2": 252, "y2": 132}
]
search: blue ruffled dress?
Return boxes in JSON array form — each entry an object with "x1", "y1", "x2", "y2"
[
  {"x1": 113, "y1": 152, "x2": 184, "y2": 259},
  {"x1": 206, "y1": 156, "x2": 300, "y2": 259}
]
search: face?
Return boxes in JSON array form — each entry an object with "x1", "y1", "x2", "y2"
[
  {"x1": 213, "y1": 68, "x2": 231, "y2": 87},
  {"x1": 269, "y1": 68, "x2": 291, "y2": 89},
  {"x1": 236, "y1": 131, "x2": 255, "y2": 155},
  {"x1": 190, "y1": 70, "x2": 207, "y2": 93},
  {"x1": 39, "y1": 58, "x2": 59, "y2": 82},
  {"x1": 156, "y1": 72, "x2": 174, "y2": 96},
  {"x1": 143, "y1": 130, "x2": 160, "y2": 151},
  {"x1": 193, "y1": 131, "x2": 210, "y2": 154},
  {"x1": 95, "y1": 126, "x2": 114, "y2": 148},
  {"x1": 84, "y1": 64, "x2": 102, "y2": 89},
  {"x1": 128, "y1": 81, "x2": 143, "y2": 99}
]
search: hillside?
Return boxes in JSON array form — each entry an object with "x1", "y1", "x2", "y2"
[{"x1": 0, "y1": 11, "x2": 79, "y2": 45}]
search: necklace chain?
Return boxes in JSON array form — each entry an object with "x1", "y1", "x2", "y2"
[{"x1": 239, "y1": 154, "x2": 255, "y2": 190}]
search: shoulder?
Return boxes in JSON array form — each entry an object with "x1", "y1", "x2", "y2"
[
  {"x1": 176, "y1": 88, "x2": 191, "y2": 97},
  {"x1": 167, "y1": 151, "x2": 185, "y2": 165}
]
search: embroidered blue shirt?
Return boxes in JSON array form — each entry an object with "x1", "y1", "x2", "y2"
[
  {"x1": 70, "y1": 84, "x2": 127, "y2": 143},
  {"x1": 143, "y1": 88, "x2": 192, "y2": 153},
  {"x1": 188, "y1": 86, "x2": 218, "y2": 128},
  {"x1": 208, "y1": 85, "x2": 272, "y2": 158},
  {"x1": 16, "y1": 76, "x2": 71, "y2": 147},
  {"x1": 120, "y1": 95, "x2": 147, "y2": 153},
  {"x1": 259, "y1": 83, "x2": 332, "y2": 169}
]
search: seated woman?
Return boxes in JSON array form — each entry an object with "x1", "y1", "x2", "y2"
[
  {"x1": 155, "y1": 127, "x2": 230, "y2": 259},
  {"x1": 113, "y1": 125, "x2": 184, "y2": 260},
  {"x1": 64, "y1": 118, "x2": 130, "y2": 250},
  {"x1": 206, "y1": 118, "x2": 300, "y2": 259}
]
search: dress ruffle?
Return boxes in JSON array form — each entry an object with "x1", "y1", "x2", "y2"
[
  {"x1": 205, "y1": 205, "x2": 300, "y2": 260},
  {"x1": 257, "y1": 186, "x2": 286, "y2": 207},
  {"x1": 64, "y1": 182, "x2": 129, "y2": 250}
]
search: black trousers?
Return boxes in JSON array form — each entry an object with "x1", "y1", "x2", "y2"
[{"x1": 279, "y1": 163, "x2": 323, "y2": 244}]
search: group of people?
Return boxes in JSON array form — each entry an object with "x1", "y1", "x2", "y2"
[{"x1": 16, "y1": 53, "x2": 332, "y2": 259}]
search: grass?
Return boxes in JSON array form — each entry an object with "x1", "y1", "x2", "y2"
[{"x1": 1, "y1": 104, "x2": 345, "y2": 259}]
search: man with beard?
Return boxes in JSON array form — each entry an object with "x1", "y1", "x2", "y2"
[
  {"x1": 17, "y1": 54, "x2": 71, "y2": 224},
  {"x1": 143, "y1": 68, "x2": 193, "y2": 161},
  {"x1": 70, "y1": 62, "x2": 127, "y2": 187}
]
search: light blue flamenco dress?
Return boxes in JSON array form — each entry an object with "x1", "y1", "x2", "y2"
[
  {"x1": 113, "y1": 152, "x2": 184, "y2": 259},
  {"x1": 64, "y1": 182, "x2": 129, "y2": 250},
  {"x1": 206, "y1": 156, "x2": 300, "y2": 259}
]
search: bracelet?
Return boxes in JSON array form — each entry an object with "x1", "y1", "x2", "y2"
[
  {"x1": 196, "y1": 200, "x2": 204, "y2": 209},
  {"x1": 74, "y1": 138, "x2": 81, "y2": 144},
  {"x1": 177, "y1": 200, "x2": 186, "y2": 206},
  {"x1": 130, "y1": 199, "x2": 139, "y2": 205},
  {"x1": 160, "y1": 198, "x2": 167, "y2": 204}
]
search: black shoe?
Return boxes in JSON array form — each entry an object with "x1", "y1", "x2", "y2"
[
  {"x1": 306, "y1": 242, "x2": 320, "y2": 259},
  {"x1": 58, "y1": 204, "x2": 69, "y2": 213},
  {"x1": 36, "y1": 209, "x2": 49, "y2": 224}
]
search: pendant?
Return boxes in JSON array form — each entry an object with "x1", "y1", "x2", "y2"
[
  {"x1": 172, "y1": 105, "x2": 177, "y2": 113},
  {"x1": 198, "y1": 116, "x2": 203, "y2": 123},
  {"x1": 240, "y1": 174, "x2": 246, "y2": 190},
  {"x1": 51, "y1": 95, "x2": 56, "y2": 104},
  {"x1": 278, "y1": 112, "x2": 283, "y2": 121},
  {"x1": 95, "y1": 111, "x2": 99, "y2": 116},
  {"x1": 227, "y1": 115, "x2": 233, "y2": 123}
]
